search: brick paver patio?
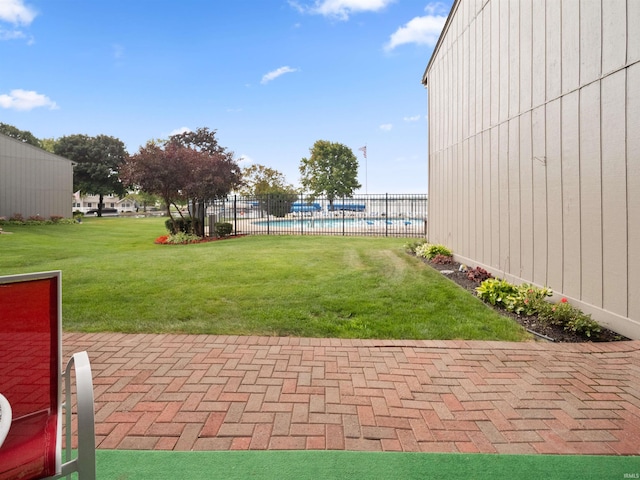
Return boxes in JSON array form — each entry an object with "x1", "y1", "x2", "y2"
[{"x1": 63, "y1": 333, "x2": 640, "y2": 455}]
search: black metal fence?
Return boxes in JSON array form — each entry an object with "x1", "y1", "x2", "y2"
[{"x1": 205, "y1": 194, "x2": 428, "y2": 238}]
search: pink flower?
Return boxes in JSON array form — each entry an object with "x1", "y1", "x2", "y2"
[{"x1": 560, "y1": 298, "x2": 568, "y2": 303}]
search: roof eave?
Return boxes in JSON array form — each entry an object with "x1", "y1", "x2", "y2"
[{"x1": 421, "y1": 0, "x2": 461, "y2": 87}]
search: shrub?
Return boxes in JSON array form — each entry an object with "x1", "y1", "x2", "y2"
[
  {"x1": 466, "y1": 267, "x2": 493, "y2": 283},
  {"x1": 165, "y1": 217, "x2": 193, "y2": 234},
  {"x1": 165, "y1": 232, "x2": 201, "y2": 244},
  {"x1": 431, "y1": 254, "x2": 453, "y2": 265},
  {"x1": 27, "y1": 215, "x2": 45, "y2": 223},
  {"x1": 566, "y1": 313, "x2": 602, "y2": 338},
  {"x1": 415, "y1": 243, "x2": 452, "y2": 260},
  {"x1": 214, "y1": 222, "x2": 233, "y2": 237},
  {"x1": 475, "y1": 278, "x2": 518, "y2": 308},
  {"x1": 505, "y1": 283, "x2": 553, "y2": 316},
  {"x1": 404, "y1": 240, "x2": 427, "y2": 254},
  {"x1": 537, "y1": 298, "x2": 602, "y2": 338},
  {"x1": 50, "y1": 215, "x2": 64, "y2": 223},
  {"x1": 9, "y1": 213, "x2": 24, "y2": 223}
]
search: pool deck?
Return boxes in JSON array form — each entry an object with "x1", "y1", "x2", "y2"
[{"x1": 63, "y1": 333, "x2": 640, "y2": 455}]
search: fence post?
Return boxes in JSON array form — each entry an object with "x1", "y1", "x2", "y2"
[
  {"x1": 385, "y1": 193, "x2": 389, "y2": 237},
  {"x1": 208, "y1": 213, "x2": 216, "y2": 237},
  {"x1": 267, "y1": 194, "x2": 270, "y2": 235},
  {"x1": 231, "y1": 195, "x2": 235, "y2": 234}
]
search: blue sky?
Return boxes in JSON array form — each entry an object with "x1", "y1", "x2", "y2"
[{"x1": 0, "y1": 0, "x2": 451, "y2": 194}]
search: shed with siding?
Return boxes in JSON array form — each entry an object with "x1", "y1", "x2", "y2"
[
  {"x1": 422, "y1": 0, "x2": 640, "y2": 339},
  {"x1": 0, "y1": 132, "x2": 74, "y2": 219}
]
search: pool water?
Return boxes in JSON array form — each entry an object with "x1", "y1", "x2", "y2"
[{"x1": 252, "y1": 218, "x2": 420, "y2": 228}]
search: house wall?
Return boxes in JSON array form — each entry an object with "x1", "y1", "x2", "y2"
[
  {"x1": 72, "y1": 194, "x2": 138, "y2": 213},
  {"x1": 0, "y1": 133, "x2": 73, "y2": 219},
  {"x1": 423, "y1": 0, "x2": 640, "y2": 339}
]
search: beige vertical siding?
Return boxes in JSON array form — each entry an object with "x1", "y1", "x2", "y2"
[
  {"x1": 423, "y1": 0, "x2": 640, "y2": 339},
  {"x1": 629, "y1": 64, "x2": 640, "y2": 322},
  {"x1": 0, "y1": 134, "x2": 73, "y2": 219}
]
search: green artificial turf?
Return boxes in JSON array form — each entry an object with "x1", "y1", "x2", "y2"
[
  {"x1": 95, "y1": 450, "x2": 640, "y2": 480},
  {"x1": 0, "y1": 217, "x2": 529, "y2": 341}
]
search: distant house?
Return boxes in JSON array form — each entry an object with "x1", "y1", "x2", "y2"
[
  {"x1": 72, "y1": 193, "x2": 138, "y2": 214},
  {"x1": 422, "y1": 0, "x2": 639, "y2": 339},
  {"x1": 0, "y1": 132, "x2": 74, "y2": 219}
]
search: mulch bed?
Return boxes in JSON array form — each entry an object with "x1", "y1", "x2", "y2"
[
  {"x1": 155, "y1": 234, "x2": 247, "y2": 245},
  {"x1": 420, "y1": 256, "x2": 629, "y2": 343}
]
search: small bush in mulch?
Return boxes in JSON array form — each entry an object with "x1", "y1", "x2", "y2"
[
  {"x1": 411, "y1": 252, "x2": 629, "y2": 343},
  {"x1": 155, "y1": 233, "x2": 247, "y2": 245},
  {"x1": 430, "y1": 254, "x2": 453, "y2": 265}
]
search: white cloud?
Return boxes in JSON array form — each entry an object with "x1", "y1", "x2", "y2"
[
  {"x1": 403, "y1": 115, "x2": 422, "y2": 122},
  {"x1": 290, "y1": 0, "x2": 395, "y2": 20},
  {"x1": 384, "y1": 3, "x2": 448, "y2": 51},
  {"x1": 379, "y1": 123, "x2": 393, "y2": 131},
  {"x1": 0, "y1": 89, "x2": 58, "y2": 111},
  {"x1": 237, "y1": 154, "x2": 254, "y2": 165},
  {"x1": 0, "y1": 27, "x2": 22, "y2": 39},
  {"x1": 261, "y1": 66, "x2": 298, "y2": 84},
  {"x1": 0, "y1": 0, "x2": 37, "y2": 25},
  {"x1": 169, "y1": 127, "x2": 191, "y2": 136},
  {"x1": 0, "y1": 0, "x2": 36, "y2": 43}
]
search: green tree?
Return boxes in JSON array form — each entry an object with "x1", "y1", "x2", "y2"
[
  {"x1": 239, "y1": 164, "x2": 294, "y2": 196},
  {"x1": 131, "y1": 191, "x2": 160, "y2": 212},
  {"x1": 299, "y1": 140, "x2": 361, "y2": 208},
  {"x1": 239, "y1": 164, "x2": 298, "y2": 217},
  {"x1": 40, "y1": 137, "x2": 57, "y2": 153},
  {"x1": 54, "y1": 134, "x2": 128, "y2": 217},
  {"x1": 0, "y1": 122, "x2": 41, "y2": 148},
  {"x1": 263, "y1": 189, "x2": 299, "y2": 218},
  {"x1": 169, "y1": 128, "x2": 241, "y2": 236},
  {"x1": 123, "y1": 129, "x2": 241, "y2": 236},
  {"x1": 121, "y1": 141, "x2": 188, "y2": 219}
]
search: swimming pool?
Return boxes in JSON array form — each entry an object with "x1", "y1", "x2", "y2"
[{"x1": 252, "y1": 217, "x2": 421, "y2": 228}]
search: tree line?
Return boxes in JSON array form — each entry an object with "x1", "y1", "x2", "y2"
[{"x1": 1, "y1": 123, "x2": 361, "y2": 235}]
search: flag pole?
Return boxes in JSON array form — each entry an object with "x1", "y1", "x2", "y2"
[{"x1": 359, "y1": 145, "x2": 367, "y2": 195}]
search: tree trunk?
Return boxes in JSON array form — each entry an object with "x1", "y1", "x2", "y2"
[
  {"x1": 98, "y1": 194, "x2": 104, "y2": 217},
  {"x1": 192, "y1": 200, "x2": 205, "y2": 237}
]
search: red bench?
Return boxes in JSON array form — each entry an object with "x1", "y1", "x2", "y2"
[{"x1": 0, "y1": 271, "x2": 96, "y2": 480}]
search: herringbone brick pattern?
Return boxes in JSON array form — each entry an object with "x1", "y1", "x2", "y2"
[{"x1": 62, "y1": 333, "x2": 640, "y2": 454}]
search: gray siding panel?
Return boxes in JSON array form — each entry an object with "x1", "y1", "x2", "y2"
[
  {"x1": 628, "y1": 63, "x2": 640, "y2": 321},
  {"x1": 546, "y1": 0, "x2": 561, "y2": 101},
  {"x1": 579, "y1": 82, "x2": 603, "y2": 309},
  {"x1": 498, "y1": 122, "x2": 510, "y2": 272},
  {"x1": 630, "y1": 0, "x2": 640, "y2": 64},
  {"x1": 0, "y1": 134, "x2": 73, "y2": 219},
  {"x1": 561, "y1": 91, "x2": 581, "y2": 298},
  {"x1": 546, "y1": 99, "x2": 563, "y2": 291},
  {"x1": 561, "y1": 0, "x2": 580, "y2": 95},
  {"x1": 580, "y1": 0, "x2": 602, "y2": 86},
  {"x1": 519, "y1": 112, "x2": 534, "y2": 282},
  {"x1": 508, "y1": 118, "x2": 521, "y2": 278},
  {"x1": 532, "y1": 0, "x2": 546, "y2": 107},
  {"x1": 490, "y1": 127, "x2": 500, "y2": 267},
  {"x1": 601, "y1": 71, "x2": 628, "y2": 316},
  {"x1": 602, "y1": 0, "x2": 627, "y2": 76},
  {"x1": 424, "y1": 0, "x2": 639, "y2": 338},
  {"x1": 519, "y1": 1, "x2": 532, "y2": 112},
  {"x1": 531, "y1": 105, "x2": 548, "y2": 287}
]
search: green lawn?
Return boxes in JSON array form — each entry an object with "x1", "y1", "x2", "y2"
[{"x1": 0, "y1": 217, "x2": 529, "y2": 341}]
